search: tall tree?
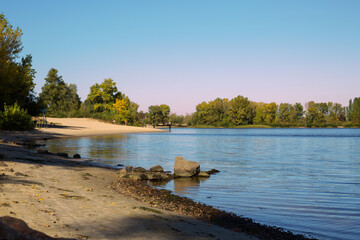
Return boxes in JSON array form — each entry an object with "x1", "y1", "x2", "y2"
[
  {"x1": 0, "y1": 13, "x2": 37, "y2": 113},
  {"x1": 228, "y1": 95, "x2": 255, "y2": 125},
  {"x1": 39, "y1": 68, "x2": 80, "y2": 115},
  {"x1": 87, "y1": 78, "x2": 122, "y2": 112}
]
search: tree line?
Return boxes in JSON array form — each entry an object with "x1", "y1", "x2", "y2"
[
  {"x1": 189, "y1": 96, "x2": 360, "y2": 128},
  {"x1": 1, "y1": 12, "x2": 359, "y2": 130}
]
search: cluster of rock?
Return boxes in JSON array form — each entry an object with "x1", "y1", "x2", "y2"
[
  {"x1": 36, "y1": 149, "x2": 81, "y2": 159},
  {"x1": 118, "y1": 156, "x2": 219, "y2": 181}
]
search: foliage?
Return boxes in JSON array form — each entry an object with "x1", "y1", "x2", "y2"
[
  {"x1": 228, "y1": 96, "x2": 256, "y2": 126},
  {"x1": 39, "y1": 68, "x2": 81, "y2": 116},
  {"x1": 87, "y1": 78, "x2": 122, "y2": 112},
  {"x1": 0, "y1": 13, "x2": 38, "y2": 114},
  {"x1": 0, "y1": 103, "x2": 34, "y2": 130},
  {"x1": 347, "y1": 98, "x2": 360, "y2": 123},
  {"x1": 148, "y1": 104, "x2": 171, "y2": 126},
  {"x1": 113, "y1": 97, "x2": 130, "y2": 124}
]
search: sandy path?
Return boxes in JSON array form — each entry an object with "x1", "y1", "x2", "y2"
[{"x1": 0, "y1": 119, "x2": 256, "y2": 240}]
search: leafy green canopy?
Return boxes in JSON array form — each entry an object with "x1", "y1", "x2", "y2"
[
  {"x1": 148, "y1": 104, "x2": 170, "y2": 126},
  {"x1": 0, "y1": 103, "x2": 34, "y2": 130},
  {"x1": 0, "y1": 13, "x2": 38, "y2": 114},
  {"x1": 39, "y1": 68, "x2": 81, "y2": 116}
]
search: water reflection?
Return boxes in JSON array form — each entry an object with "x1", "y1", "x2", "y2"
[{"x1": 148, "y1": 177, "x2": 209, "y2": 195}]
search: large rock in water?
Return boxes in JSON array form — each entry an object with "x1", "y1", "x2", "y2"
[{"x1": 174, "y1": 156, "x2": 200, "y2": 177}]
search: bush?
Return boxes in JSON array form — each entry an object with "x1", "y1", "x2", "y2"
[{"x1": 0, "y1": 103, "x2": 35, "y2": 130}]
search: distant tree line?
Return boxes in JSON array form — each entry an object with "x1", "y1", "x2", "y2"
[
  {"x1": 188, "y1": 96, "x2": 360, "y2": 128},
  {"x1": 1, "y1": 12, "x2": 359, "y2": 130}
]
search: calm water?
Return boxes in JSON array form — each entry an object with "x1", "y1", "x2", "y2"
[{"x1": 37, "y1": 128, "x2": 360, "y2": 240}]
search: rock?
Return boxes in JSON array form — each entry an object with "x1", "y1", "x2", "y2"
[
  {"x1": 73, "y1": 154, "x2": 81, "y2": 159},
  {"x1": 174, "y1": 156, "x2": 200, "y2": 177},
  {"x1": 207, "y1": 169, "x2": 220, "y2": 175},
  {"x1": 147, "y1": 173, "x2": 163, "y2": 181},
  {"x1": 150, "y1": 165, "x2": 164, "y2": 172},
  {"x1": 116, "y1": 163, "x2": 124, "y2": 167},
  {"x1": 125, "y1": 166, "x2": 133, "y2": 172},
  {"x1": 132, "y1": 167, "x2": 146, "y2": 173},
  {"x1": 0, "y1": 216, "x2": 74, "y2": 240},
  {"x1": 0, "y1": 162, "x2": 8, "y2": 167},
  {"x1": 118, "y1": 168, "x2": 127, "y2": 174},
  {"x1": 130, "y1": 173, "x2": 148, "y2": 180},
  {"x1": 198, "y1": 171, "x2": 210, "y2": 178},
  {"x1": 56, "y1": 153, "x2": 68, "y2": 157},
  {"x1": 37, "y1": 149, "x2": 49, "y2": 154}
]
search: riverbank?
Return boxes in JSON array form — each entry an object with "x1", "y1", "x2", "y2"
[
  {"x1": 0, "y1": 118, "x2": 313, "y2": 239},
  {"x1": 0, "y1": 117, "x2": 164, "y2": 144},
  {"x1": 0, "y1": 118, "x2": 256, "y2": 239}
]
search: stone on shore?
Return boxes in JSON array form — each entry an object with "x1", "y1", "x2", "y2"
[
  {"x1": 73, "y1": 154, "x2": 81, "y2": 159},
  {"x1": 132, "y1": 167, "x2": 146, "y2": 173},
  {"x1": 0, "y1": 216, "x2": 73, "y2": 240},
  {"x1": 207, "y1": 169, "x2": 220, "y2": 175},
  {"x1": 150, "y1": 165, "x2": 164, "y2": 172},
  {"x1": 198, "y1": 171, "x2": 210, "y2": 178},
  {"x1": 174, "y1": 156, "x2": 200, "y2": 177}
]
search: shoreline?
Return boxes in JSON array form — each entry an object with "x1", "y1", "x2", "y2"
[{"x1": 0, "y1": 118, "x2": 313, "y2": 239}]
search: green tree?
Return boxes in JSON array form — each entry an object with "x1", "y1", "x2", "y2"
[
  {"x1": 305, "y1": 101, "x2": 326, "y2": 126},
  {"x1": 347, "y1": 97, "x2": 360, "y2": 123},
  {"x1": 148, "y1": 105, "x2": 162, "y2": 127},
  {"x1": 39, "y1": 68, "x2": 81, "y2": 116},
  {"x1": 228, "y1": 95, "x2": 255, "y2": 125},
  {"x1": 0, "y1": 13, "x2": 38, "y2": 113},
  {"x1": 159, "y1": 104, "x2": 171, "y2": 125},
  {"x1": 86, "y1": 78, "x2": 122, "y2": 112}
]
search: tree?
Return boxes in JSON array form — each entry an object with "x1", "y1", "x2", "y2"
[
  {"x1": 0, "y1": 13, "x2": 37, "y2": 113},
  {"x1": 86, "y1": 78, "x2": 122, "y2": 112},
  {"x1": 305, "y1": 101, "x2": 326, "y2": 126},
  {"x1": 347, "y1": 97, "x2": 360, "y2": 123},
  {"x1": 148, "y1": 105, "x2": 162, "y2": 127},
  {"x1": 113, "y1": 97, "x2": 130, "y2": 125},
  {"x1": 159, "y1": 104, "x2": 171, "y2": 125},
  {"x1": 228, "y1": 95, "x2": 255, "y2": 125},
  {"x1": 39, "y1": 68, "x2": 81, "y2": 116}
]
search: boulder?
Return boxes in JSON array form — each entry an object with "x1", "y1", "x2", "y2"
[
  {"x1": 130, "y1": 173, "x2": 148, "y2": 180},
  {"x1": 0, "y1": 216, "x2": 74, "y2": 240},
  {"x1": 132, "y1": 167, "x2": 146, "y2": 173},
  {"x1": 150, "y1": 165, "x2": 164, "y2": 172},
  {"x1": 198, "y1": 171, "x2": 210, "y2": 178},
  {"x1": 174, "y1": 156, "x2": 200, "y2": 177},
  {"x1": 125, "y1": 166, "x2": 133, "y2": 172},
  {"x1": 73, "y1": 154, "x2": 81, "y2": 159}
]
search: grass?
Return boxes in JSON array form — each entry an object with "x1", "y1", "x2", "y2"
[
  {"x1": 133, "y1": 206, "x2": 163, "y2": 214},
  {"x1": 60, "y1": 193, "x2": 87, "y2": 200},
  {"x1": 235, "y1": 124, "x2": 271, "y2": 128}
]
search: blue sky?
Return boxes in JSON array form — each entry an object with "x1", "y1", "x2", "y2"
[{"x1": 2, "y1": 0, "x2": 360, "y2": 114}]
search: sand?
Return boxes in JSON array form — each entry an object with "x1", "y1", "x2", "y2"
[{"x1": 0, "y1": 118, "x2": 257, "y2": 240}]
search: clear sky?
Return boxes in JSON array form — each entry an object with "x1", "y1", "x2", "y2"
[{"x1": 2, "y1": 0, "x2": 359, "y2": 114}]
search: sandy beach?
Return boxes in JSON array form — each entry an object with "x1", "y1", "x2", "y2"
[{"x1": 0, "y1": 118, "x2": 256, "y2": 240}]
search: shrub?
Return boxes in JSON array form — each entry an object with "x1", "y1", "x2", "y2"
[{"x1": 0, "y1": 103, "x2": 35, "y2": 130}]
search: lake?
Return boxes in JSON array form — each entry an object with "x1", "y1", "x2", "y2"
[{"x1": 37, "y1": 128, "x2": 360, "y2": 240}]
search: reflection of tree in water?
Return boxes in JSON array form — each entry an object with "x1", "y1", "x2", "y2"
[
  {"x1": 87, "y1": 135, "x2": 130, "y2": 164},
  {"x1": 173, "y1": 177, "x2": 208, "y2": 195}
]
